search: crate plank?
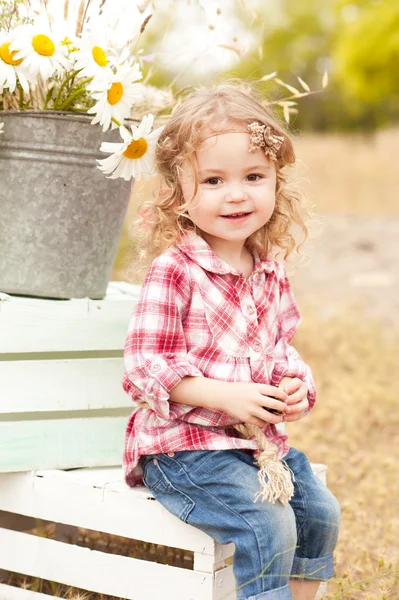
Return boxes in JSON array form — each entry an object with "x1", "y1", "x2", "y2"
[
  {"x1": 0, "y1": 528, "x2": 214, "y2": 600},
  {"x1": 0, "y1": 286, "x2": 141, "y2": 354},
  {"x1": 0, "y1": 470, "x2": 219, "y2": 555},
  {"x1": 0, "y1": 358, "x2": 131, "y2": 413},
  {"x1": 0, "y1": 416, "x2": 129, "y2": 471},
  {"x1": 0, "y1": 583, "x2": 56, "y2": 600}
]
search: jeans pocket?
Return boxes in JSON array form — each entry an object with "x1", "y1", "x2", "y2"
[{"x1": 143, "y1": 457, "x2": 196, "y2": 523}]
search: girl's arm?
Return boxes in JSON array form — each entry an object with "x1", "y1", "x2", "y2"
[
  {"x1": 169, "y1": 376, "x2": 288, "y2": 428},
  {"x1": 270, "y1": 265, "x2": 316, "y2": 416},
  {"x1": 123, "y1": 256, "x2": 203, "y2": 421}
]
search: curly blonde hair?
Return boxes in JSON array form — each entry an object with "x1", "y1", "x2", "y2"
[{"x1": 134, "y1": 81, "x2": 312, "y2": 270}]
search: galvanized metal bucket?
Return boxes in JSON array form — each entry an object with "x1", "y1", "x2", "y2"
[{"x1": 0, "y1": 110, "x2": 132, "y2": 299}]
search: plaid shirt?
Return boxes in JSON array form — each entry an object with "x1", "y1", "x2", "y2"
[{"x1": 123, "y1": 231, "x2": 316, "y2": 487}]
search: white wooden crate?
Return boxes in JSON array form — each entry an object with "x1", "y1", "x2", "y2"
[
  {"x1": 0, "y1": 464, "x2": 328, "y2": 600},
  {"x1": 0, "y1": 467, "x2": 237, "y2": 600}
]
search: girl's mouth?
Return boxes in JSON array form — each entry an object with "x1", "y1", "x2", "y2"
[{"x1": 221, "y1": 212, "x2": 252, "y2": 221}]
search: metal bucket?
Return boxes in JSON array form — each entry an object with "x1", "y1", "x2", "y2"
[{"x1": 0, "y1": 111, "x2": 132, "y2": 299}]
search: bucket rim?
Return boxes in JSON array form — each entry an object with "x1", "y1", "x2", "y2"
[
  {"x1": 1, "y1": 110, "x2": 138, "y2": 125},
  {"x1": 0, "y1": 110, "x2": 93, "y2": 123}
]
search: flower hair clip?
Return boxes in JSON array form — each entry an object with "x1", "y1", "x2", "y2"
[{"x1": 247, "y1": 122, "x2": 285, "y2": 161}]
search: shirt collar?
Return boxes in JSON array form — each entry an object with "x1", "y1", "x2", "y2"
[{"x1": 176, "y1": 230, "x2": 276, "y2": 277}]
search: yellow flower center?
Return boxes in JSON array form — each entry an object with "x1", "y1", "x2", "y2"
[
  {"x1": 0, "y1": 42, "x2": 23, "y2": 66},
  {"x1": 107, "y1": 82, "x2": 123, "y2": 105},
  {"x1": 32, "y1": 34, "x2": 55, "y2": 57},
  {"x1": 92, "y1": 45, "x2": 108, "y2": 67},
  {"x1": 123, "y1": 138, "x2": 148, "y2": 159}
]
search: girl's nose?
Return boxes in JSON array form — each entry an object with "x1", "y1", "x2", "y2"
[{"x1": 225, "y1": 186, "x2": 249, "y2": 202}]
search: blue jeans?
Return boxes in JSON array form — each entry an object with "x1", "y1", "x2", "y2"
[{"x1": 141, "y1": 447, "x2": 340, "y2": 600}]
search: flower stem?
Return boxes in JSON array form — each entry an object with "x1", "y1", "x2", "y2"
[
  {"x1": 59, "y1": 78, "x2": 93, "y2": 110},
  {"x1": 17, "y1": 82, "x2": 24, "y2": 110},
  {"x1": 111, "y1": 117, "x2": 122, "y2": 127},
  {"x1": 53, "y1": 69, "x2": 84, "y2": 110}
]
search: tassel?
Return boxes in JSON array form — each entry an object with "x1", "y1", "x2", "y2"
[
  {"x1": 234, "y1": 423, "x2": 295, "y2": 505},
  {"x1": 139, "y1": 401, "x2": 295, "y2": 504}
]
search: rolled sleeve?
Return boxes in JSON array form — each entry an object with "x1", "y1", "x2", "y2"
[{"x1": 123, "y1": 258, "x2": 203, "y2": 420}]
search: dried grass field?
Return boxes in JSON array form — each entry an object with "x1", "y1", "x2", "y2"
[{"x1": 284, "y1": 127, "x2": 399, "y2": 599}]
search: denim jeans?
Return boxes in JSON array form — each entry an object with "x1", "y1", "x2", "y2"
[{"x1": 141, "y1": 447, "x2": 340, "y2": 600}]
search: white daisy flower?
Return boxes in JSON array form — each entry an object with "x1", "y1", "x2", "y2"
[
  {"x1": 97, "y1": 113, "x2": 162, "y2": 181},
  {"x1": 0, "y1": 122, "x2": 4, "y2": 134},
  {"x1": 87, "y1": 63, "x2": 143, "y2": 132},
  {"x1": 0, "y1": 32, "x2": 33, "y2": 93},
  {"x1": 74, "y1": 25, "x2": 114, "y2": 84},
  {"x1": 10, "y1": 22, "x2": 72, "y2": 81}
]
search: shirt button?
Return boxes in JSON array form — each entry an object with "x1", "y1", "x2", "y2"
[
  {"x1": 153, "y1": 458, "x2": 158, "y2": 465},
  {"x1": 150, "y1": 361, "x2": 161, "y2": 373},
  {"x1": 246, "y1": 305, "x2": 255, "y2": 315},
  {"x1": 167, "y1": 452, "x2": 175, "y2": 457},
  {"x1": 252, "y1": 342, "x2": 262, "y2": 353}
]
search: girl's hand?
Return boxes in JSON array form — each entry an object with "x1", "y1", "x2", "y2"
[
  {"x1": 219, "y1": 382, "x2": 288, "y2": 428},
  {"x1": 278, "y1": 376, "x2": 309, "y2": 422}
]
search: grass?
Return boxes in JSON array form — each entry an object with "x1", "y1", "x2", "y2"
[
  {"x1": 293, "y1": 127, "x2": 399, "y2": 216},
  {"x1": 289, "y1": 307, "x2": 399, "y2": 599}
]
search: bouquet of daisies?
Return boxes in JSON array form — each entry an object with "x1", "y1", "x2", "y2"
[{"x1": 0, "y1": 0, "x2": 167, "y2": 182}]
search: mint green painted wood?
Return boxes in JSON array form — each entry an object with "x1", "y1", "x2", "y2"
[
  {"x1": 0, "y1": 415, "x2": 131, "y2": 472},
  {"x1": 0, "y1": 358, "x2": 131, "y2": 413},
  {"x1": 0, "y1": 283, "x2": 141, "y2": 472},
  {"x1": 0, "y1": 290, "x2": 140, "y2": 354}
]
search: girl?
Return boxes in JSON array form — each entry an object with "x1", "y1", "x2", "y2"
[{"x1": 122, "y1": 83, "x2": 340, "y2": 600}]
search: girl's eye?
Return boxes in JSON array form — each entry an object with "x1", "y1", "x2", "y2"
[
  {"x1": 246, "y1": 174, "x2": 263, "y2": 182},
  {"x1": 204, "y1": 177, "x2": 222, "y2": 185}
]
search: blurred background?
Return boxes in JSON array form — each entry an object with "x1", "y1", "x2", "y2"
[
  {"x1": 111, "y1": 2, "x2": 398, "y2": 598},
  {"x1": 5, "y1": 1, "x2": 395, "y2": 598},
  {"x1": 113, "y1": 0, "x2": 398, "y2": 326}
]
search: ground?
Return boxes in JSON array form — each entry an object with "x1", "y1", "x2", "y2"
[{"x1": 290, "y1": 214, "x2": 399, "y2": 328}]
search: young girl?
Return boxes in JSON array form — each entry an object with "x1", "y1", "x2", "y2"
[{"x1": 122, "y1": 83, "x2": 340, "y2": 600}]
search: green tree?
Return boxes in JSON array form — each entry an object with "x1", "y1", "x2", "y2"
[
  {"x1": 334, "y1": 0, "x2": 399, "y2": 103},
  {"x1": 225, "y1": 0, "x2": 399, "y2": 131}
]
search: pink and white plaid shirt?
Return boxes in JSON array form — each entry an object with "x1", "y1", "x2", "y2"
[{"x1": 123, "y1": 231, "x2": 316, "y2": 487}]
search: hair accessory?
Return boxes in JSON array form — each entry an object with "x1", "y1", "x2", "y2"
[{"x1": 248, "y1": 122, "x2": 285, "y2": 161}]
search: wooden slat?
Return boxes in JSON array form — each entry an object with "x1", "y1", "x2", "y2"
[
  {"x1": 0, "y1": 358, "x2": 131, "y2": 413},
  {"x1": 214, "y1": 566, "x2": 236, "y2": 600},
  {"x1": 0, "y1": 416, "x2": 129, "y2": 471},
  {"x1": 0, "y1": 470, "x2": 218, "y2": 555},
  {"x1": 0, "y1": 583, "x2": 56, "y2": 600},
  {"x1": 309, "y1": 463, "x2": 327, "y2": 485},
  {"x1": 0, "y1": 287, "x2": 141, "y2": 354},
  {"x1": 0, "y1": 529, "x2": 214, "y2": 600}
]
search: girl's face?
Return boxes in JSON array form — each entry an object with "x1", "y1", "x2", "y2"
[{"x1": 180, "y1": 131, "x2": 277, "y2": 254}]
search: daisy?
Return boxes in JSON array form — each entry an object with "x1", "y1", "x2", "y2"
[
  {"x1": 97, "y1": 113, "x2": 162, "y2": 181},
  {"x1": 87, "y1": 63, "x2": 143, "y2": 132},
  {"x1": 0, "y1": 122, "x2": 4, "y2": 134},
  {"x1": 10, "y1": 22, "x2": 71, "y2": 81},
  {"x1": 74, "y1": 24, "x2": 114, "y2": 84},
  {"x1": 0, "y1": 32, "x2": 33, "y2": 93}
]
